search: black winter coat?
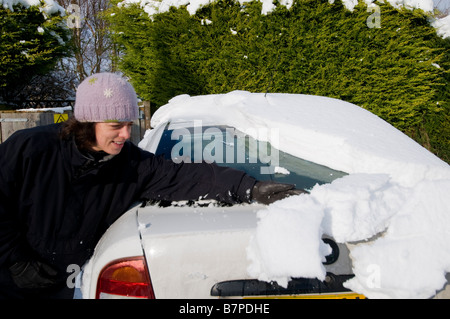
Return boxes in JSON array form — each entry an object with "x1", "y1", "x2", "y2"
[{"x1": 0, "y1": 123, "x2": 256, "y2": 287}]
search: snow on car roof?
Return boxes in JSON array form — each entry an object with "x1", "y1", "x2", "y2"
[
  {"x1": 150, "y1": 91, "x2": 449, "y2": 185},
  {"x1": 141, "y1": 91, "x2": 450, "y2": 298}
]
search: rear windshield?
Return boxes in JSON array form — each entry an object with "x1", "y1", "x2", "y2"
[{"x1": 155, "y1": 126, "x2": 347, "y2": 190}]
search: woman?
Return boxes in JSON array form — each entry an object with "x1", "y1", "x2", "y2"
[{"x1": 0, "y1": 73, "x2": 302, "y2": 298}]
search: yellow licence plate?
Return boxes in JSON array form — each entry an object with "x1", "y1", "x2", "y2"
[{"x1": 245, "y1": 292, "x2": 366, "y2": 299}]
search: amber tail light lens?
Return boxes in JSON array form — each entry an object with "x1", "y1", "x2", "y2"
[{"x1": 96, "y1": 256, "x2": 155, "y2": 299}]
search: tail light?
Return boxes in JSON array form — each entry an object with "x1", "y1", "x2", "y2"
[{"x1": 96, "y1": 256, "x2": 155, "y2": 299}]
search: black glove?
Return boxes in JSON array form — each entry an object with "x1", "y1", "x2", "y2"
[
  {"x1": 251, "y1": 181, "x2": 309, "y2": 205},
  {"x1": 9, "y1": 260, "x2": 59, "y2": 290}
]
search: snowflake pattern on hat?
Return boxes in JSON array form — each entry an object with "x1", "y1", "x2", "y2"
[{"x1": 104, "y1": 88, "x2": 113, "y2": 98}]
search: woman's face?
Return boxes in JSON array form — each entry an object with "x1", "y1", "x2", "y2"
[{"x1": 91, "y1": 122, "x2": 133, "y2": 155}]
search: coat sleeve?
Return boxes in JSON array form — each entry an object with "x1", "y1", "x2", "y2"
[
  {"x1": 138, "y1": 152, "x2": 257, "y2": 204},
  {"x1": 0, "y1": 132, "x2": 33, "y2": 268}
]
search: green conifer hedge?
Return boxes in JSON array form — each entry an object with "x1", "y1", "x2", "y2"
[{"x1": 106, "y1": 0, "x2": 450, "y2": 163}]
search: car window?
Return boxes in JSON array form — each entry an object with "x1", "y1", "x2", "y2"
[{"x1": 155, "y1": 126, "x2": 347, "y2": 190}]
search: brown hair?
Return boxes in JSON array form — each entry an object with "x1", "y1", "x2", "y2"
[{"x1": 59, "y1": 117, "x2": 97, "y2": 151}]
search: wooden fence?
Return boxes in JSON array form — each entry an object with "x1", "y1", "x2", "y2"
[{"x1": 0, "y1": 111, "x2": 61, "y2": 143}]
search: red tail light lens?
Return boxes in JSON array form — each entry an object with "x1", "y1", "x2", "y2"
[{"x1": 96, "y1": 256, "x2": 155, "y2": 299}]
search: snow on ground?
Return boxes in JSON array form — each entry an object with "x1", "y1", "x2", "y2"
[{"x1": 141, "y1": 91, "x2": 450, "y2": 298}]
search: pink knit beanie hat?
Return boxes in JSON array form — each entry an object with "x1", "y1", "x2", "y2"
[{"x1": 74, "y1": 73, "x2": 139, "y2": 122}]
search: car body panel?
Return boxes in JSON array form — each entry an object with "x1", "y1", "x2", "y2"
[
  {"x1": 137, "y1": 203, "x2": 353, "y2": 298},
  {"x1": 81, "y1": 201, "x2": 354, "y2": 298},
  {"x1": 137, "y1": 204, "x2": 261, "y2": 298}
]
